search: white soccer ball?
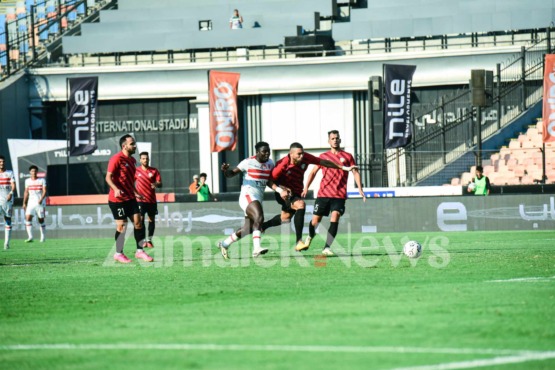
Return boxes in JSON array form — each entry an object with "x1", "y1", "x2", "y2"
[
  {"x1": 467, "y1": 182, "x2": 476, "y2": 191},
  {"x1": 403, "y1": 240, "x2": 422, "y2": 258}
]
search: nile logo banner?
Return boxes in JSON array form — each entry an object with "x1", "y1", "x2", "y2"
[
  {"x1": 67, "y1": 77, "x2": 98, "y2": 156},
  {"x1": 209, "y1": 71, "x2": 240, "y2": 152},
  {"x1": 384, "y1": 64, "x2": 416, "y2": 149},
  {"x1": 542, "y1": 54, "x2": 555, "y2": 143}
]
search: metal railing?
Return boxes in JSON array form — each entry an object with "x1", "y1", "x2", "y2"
[{"x1": 382, "y1": 29, "x2": 554, "y2": 186}]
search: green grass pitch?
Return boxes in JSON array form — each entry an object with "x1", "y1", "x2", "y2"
[{"x1": 0, "y1": 230, "x2": 554, "y2": 369}]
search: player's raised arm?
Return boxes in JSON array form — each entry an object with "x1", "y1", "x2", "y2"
[
  {"x1": 221, "y1": 163, "x2": 242, "y2": 178},
  {"x1": 302, "y1": 165, "x2": 321, "y2": 198}
]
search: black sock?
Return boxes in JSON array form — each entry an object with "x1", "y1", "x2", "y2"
[
  {"x1": 148, "y1": 221, "x2": 155, "y2": 239},
  {"x1": 325, "y1": 222, "x2": 339, "y2": 249},
  {"x1": 134, "y1": 227, "x2": 146, "y2": 249},
  {"x1": 294, "y1": 208, "x2": 305, "y2": 242},
  {"x1": 309, "y1": 221, "x2": 316, "y2": 238},
  {"x1": 262, "y1": 214, "x2": 281, "y2": 231},
  {"x1": 115, "y1": 230, "x2": 125, "y2": 254}
]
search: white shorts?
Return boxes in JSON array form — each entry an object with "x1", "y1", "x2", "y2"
[
  {"x1": 25, "y1": 203, "x2": 45, "y2": 219},
  {"x1": 238, "y1": 186, "x2": 264, "y2": 216},
  {"x1": 0, "y1": 201, "x2": 13, "y2": 218}
]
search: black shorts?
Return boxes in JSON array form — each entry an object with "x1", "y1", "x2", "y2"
[
  {"x1": 274, "y1": 192, "x2": 302, "y2": 212},
  {"x1": 138, "y1": 202, "x2": 158, "y2": 217},
  {"x1": 313, "y1": 197, "x2": 346, "y2": 217},
  {"x1": 109, "y1": 199, "x2": 140, "y2": 221}
]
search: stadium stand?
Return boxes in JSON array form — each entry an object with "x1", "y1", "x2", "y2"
[{"x1": 450, "y1": 119, "x2": 555, "y2": 186}]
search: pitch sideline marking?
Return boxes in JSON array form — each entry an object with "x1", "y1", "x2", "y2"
[
  {"x1": 486, "y1": 276, "x2": 555, "y2": 283},
  {"x1": 0, "y1": 343, "x2": 547, "y2": 357},
  {"x1": 391, "y1": 350, "x2": 555, "y2": 370}
]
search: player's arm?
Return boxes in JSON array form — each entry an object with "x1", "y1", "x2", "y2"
[
  {"x1": 221, "y1": 163, "x2": 242, "y2": 178},
  {"x1": 485, "y1": 177, "x2": 491, "y2": 195},
  {"x1": 152, "y1": 171, "x2": 162, "y2": 189},
  {"x1": 318, "y1": 158, "x2": 358, "y2": 172},
  {"x1": 301, "y1": 165, "x2": 321, "y2": 198},
  {"x1": 39, "y1": 184, "x2": 47, "y2": 204},
  {"x1": 352, "y1": 167, "x2": 366, "y2": 202},
  {"x1": 105, "y1": 171, "x2": 122, "y2": 198},
  {"x1": 7, "y1": 178, "x2": 15, "y2": 202},
  {"x1": 267, "y1": 179, "x2": 290, "y2": 200},
  {"x1": 22, "y1": 185, "x2": 29, "y2": 210}
]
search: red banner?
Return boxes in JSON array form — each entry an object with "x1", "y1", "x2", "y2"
[
  {"x1": 543, "y1": 54, "x2": 555, "y2": 143},
  {"x1": 209, "y1": 71, "x2": 240, "y2": 152}
]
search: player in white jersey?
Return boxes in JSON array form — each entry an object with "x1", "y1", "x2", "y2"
[
  {"x1": 23, "y1": 165, "x2": 47, "y2": 243},
  {"x1": 218, "y1": 141, "x2": 290, "y2": 258},
  {"x1": 0, "y1": 156, "x2": 16, "y2": 249}
]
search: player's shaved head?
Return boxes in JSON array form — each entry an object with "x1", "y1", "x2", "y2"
[{"x1": 289, "y1": 142, "x2": 303, "y2": 150}]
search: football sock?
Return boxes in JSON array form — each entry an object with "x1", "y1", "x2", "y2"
[
  {"x1": 39, "y1": 222, "x2": 46, "y2": 239},
  {"x1": 325, "y1": 222, "x2": 339, "y2": 249},
  {"x1": 115, "y1": 230, "x2": 125, "y2": 254},
  {"x1": 134, "y1": 227, "x2": 146, "y2": 249},
  {"x1": 222, "y1": 232, "x2": 238, "y2": 247},
  {"x1": 25, "y1": 221, "x2": 32, "y2": 240},
  {"x1": 4, "y1": 218, "x2": 11, "y2": 245},
  {"x1": 308, "y1": 221, "x2": 317, "y2": 239},
  {"x1": 294, "y1": 208, "x2": 305, "y2": 242},
  {"x1": 262, "y1": 214, "x2": 281, "y2": 231},
  {"x1": 148, "y1": 221, "x2": 155, "y2": 239},
  {"x1": 252, "y1": 230, "x2": 262, "y2": 250}
]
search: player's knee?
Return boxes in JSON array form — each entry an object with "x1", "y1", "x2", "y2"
[{"x1": 116, "y1": 223, "x2": 127, "y2": 232}]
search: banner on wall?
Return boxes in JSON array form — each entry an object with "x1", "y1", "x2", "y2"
[
  {"x1": 542, "y1": 54, "x2": 555, "y2": 143},
  {"x1": 208, "y1": 71, "x2": 240, "y2": 152},
  {"x1": 383, "y1": 64, "x2": 416, "y2": 149},
  {"x1": 67, "y1": 77, "x2": 98, "y2": 156}
]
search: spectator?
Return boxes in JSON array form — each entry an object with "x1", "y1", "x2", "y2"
[
  {"x1": 230, "y1": 9, "x2": 243, "y2": 29},
  {"x1": 189, "y1": 174, "x2": 199, "y2": 194},
  {"x1": 196, "y1": 173, "x2": 218, "y2": 202},
  {"x1": 467, "y1": 165, "x2": 491, "y2": 195}
]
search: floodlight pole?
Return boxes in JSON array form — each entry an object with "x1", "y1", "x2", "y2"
[{"x1": 476, "y1": 105, "x2": 482, "y2": 167}]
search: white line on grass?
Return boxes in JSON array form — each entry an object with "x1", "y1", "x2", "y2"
[
  {"x1": 0, "y1": 344, "x2": 545, "y2": 356},
  {"x1": 486, "y1": 276, "x2": 555, "y2": 283},
  {"x1": 391, "y1": 350, "x2": 555, "y2": 370}
]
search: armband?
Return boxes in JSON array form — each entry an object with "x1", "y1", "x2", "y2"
[
  {"x1": 341, "y1": 166, "x2": 349, "y2": 171},
  {"x1": 8, "y1": 191, "x2": 13, "y2": 195},
  {"x1": 274, "y1": 186, "x2": 283, "y2": 193}
]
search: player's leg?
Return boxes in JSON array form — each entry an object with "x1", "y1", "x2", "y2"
[
  {"x1": 290, "y1": 197, "x2": 308, "y2": 251},
  {"x1": 4, "y1": 216, "x2": 12, "y2": 249},
  {"x1": 132, "y1": 205, "x2": 152, "y2": 262},
  {"x1": 145, "y1": 211, "x2": 156, "y2": 247},
  {"x1": 246, "y1": 201, "x2": 268, "y2": 257},
  {"x1": 306, "y1": 214, "x2": 323, "y2": 247},
  {"x1": 2, "y1": 203, "x2": 13, "y2": 249},
  {"x1": 109, "y1": 202, "x2": 131, "y2": 263},
  {"x1": 37, "y1": 206, "x2": 46, "y2": 242},
  {"x1": 322, "y1": 199, "x2": 345, "y2": 255},
  {"x1": 24, "y1": 211, "x2": 33, "y2": 242}
]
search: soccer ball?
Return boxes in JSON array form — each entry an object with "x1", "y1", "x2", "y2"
[
  {"x1": 403, "y1": 240, "x2": 422, "y2": 258},
  {"x1": 467, "y1": 182, "x2": 476, "y2": 192}
]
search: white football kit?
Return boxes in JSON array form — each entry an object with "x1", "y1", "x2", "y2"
[
  {"x1": 0, "y1": 170, "x2": 15, "y2": 218},
  {"x1": 236, "y1": 156, "x2": 274, "y2": 215},
  {"x1": 25, "y1": 177, "x2": 47, "y2": 218}
]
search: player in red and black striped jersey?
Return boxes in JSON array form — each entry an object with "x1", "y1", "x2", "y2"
[
  {"x1": 135, "y1": 152, "x2": 162, "y2": 248},
  {"x1": 264, "y1": 142, "x2": 358, "y2": 252},
  {"x1": 105, "y1": 134, "x2": 153, "y2": 264},
  {"x1": 301, "y1": 130, "x2": 365, "y2": 256}
]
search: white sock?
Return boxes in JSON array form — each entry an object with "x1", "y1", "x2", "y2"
[
  {"x1": 25, "y1": 222, "x2": 33, "y2": 239},
  {"x1": 5, "y1": 226, "x2": 10, "y2": 245},
  {"x1": 252, "y1": 230, "x2": 261, "y2": 250},
  {"x1": 40, "y1": 223, "x2": 46, "y2": 239},
  {"x1": 222, "y1": 233, "x2": 238, "y2": 247}
]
